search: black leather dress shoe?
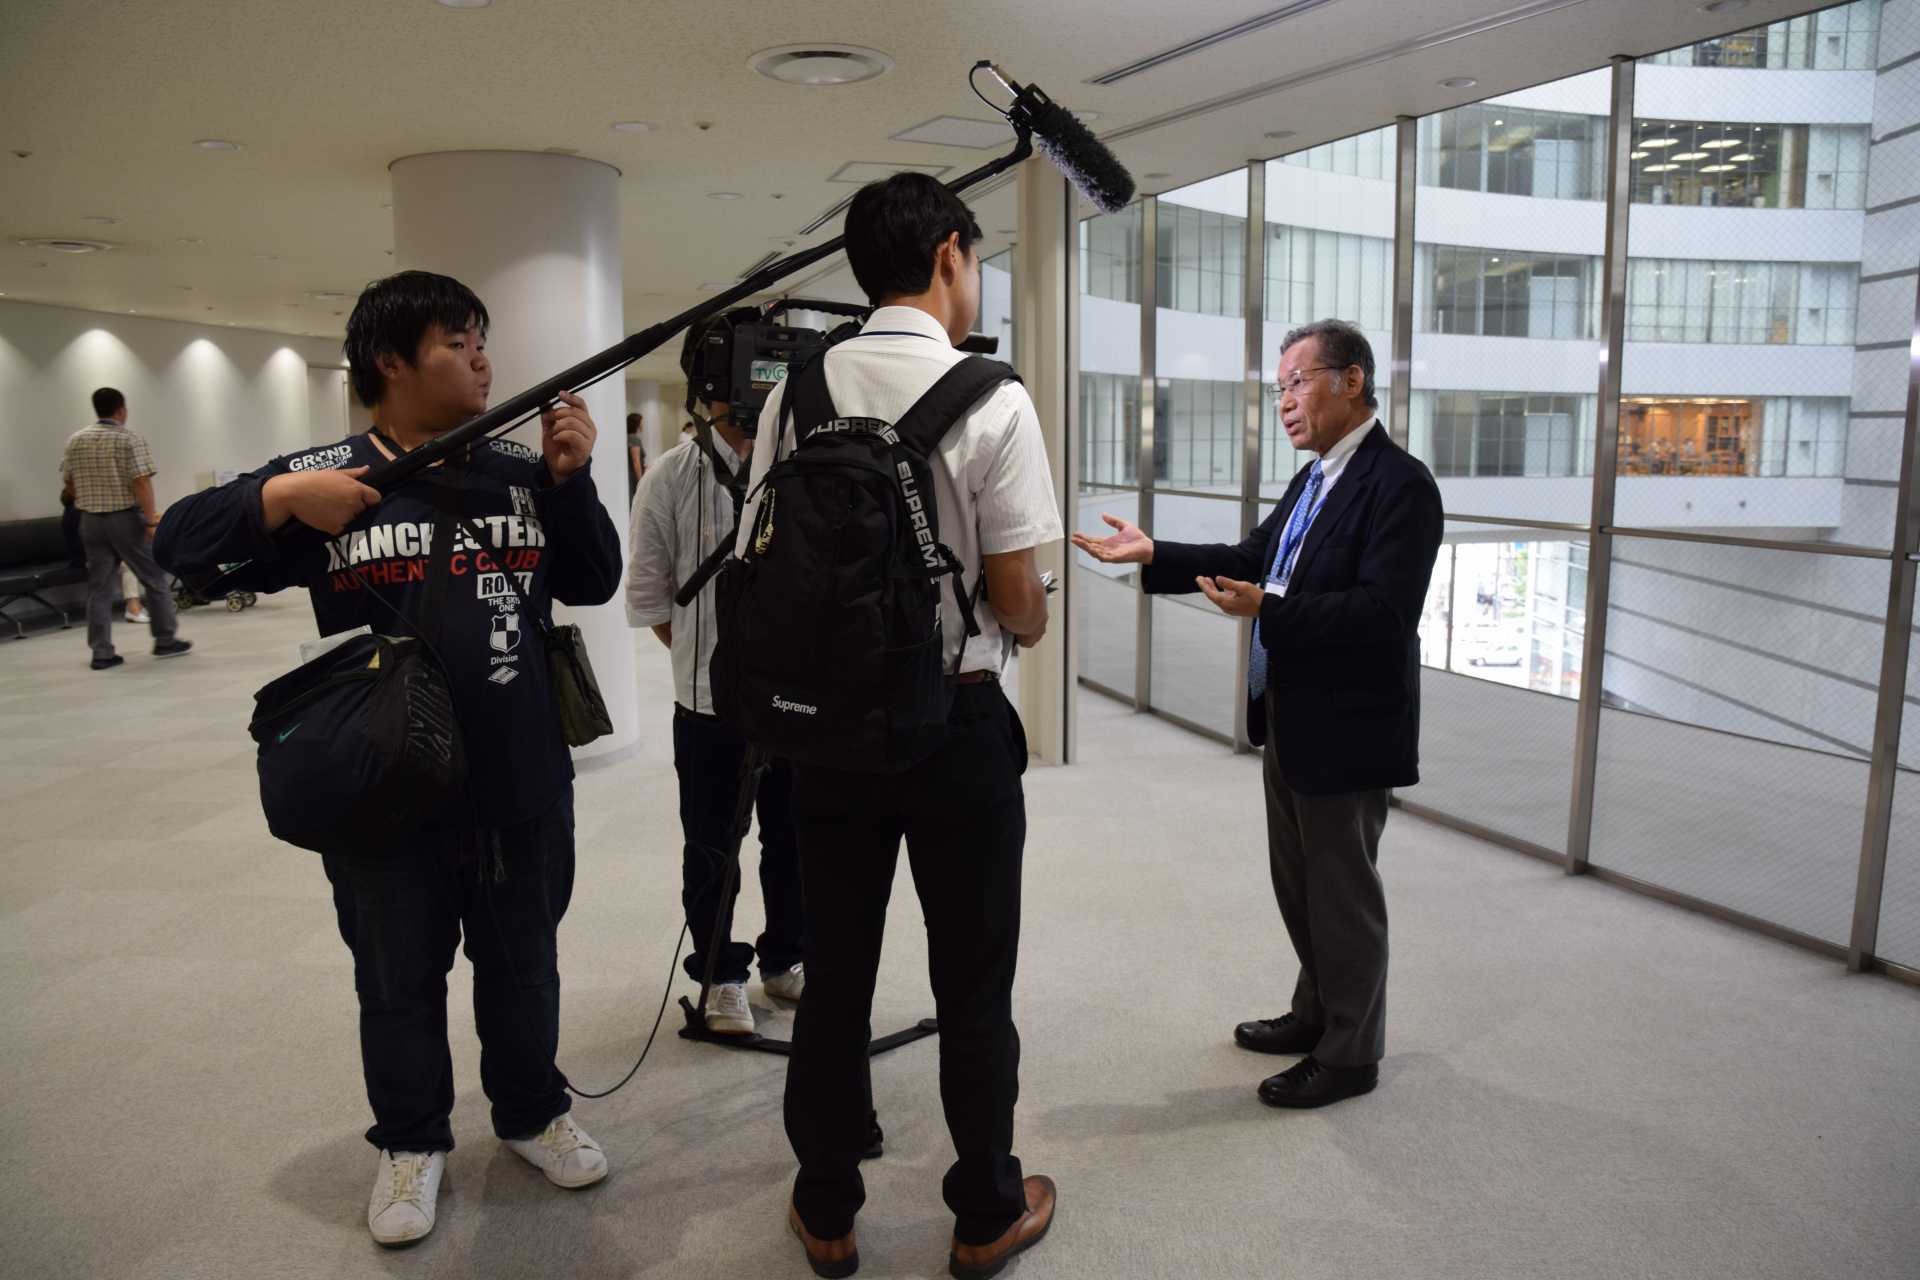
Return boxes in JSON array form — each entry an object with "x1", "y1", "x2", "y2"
[
  {"x1": 1234, "y1": 1013, "x2": 1321, "y2": 1056},
  {"x1": 1257, "y1": 1055, "x2": 1379, "y2": 1109}
]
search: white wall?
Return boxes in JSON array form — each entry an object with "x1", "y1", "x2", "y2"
[{"x1": 0, "y1": 299, "x2": 347, "y2": 520}]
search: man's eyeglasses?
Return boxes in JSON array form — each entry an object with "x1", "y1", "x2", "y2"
[{"x1": 1268, "y1": 366, "x2": 1345, "y2": 404}]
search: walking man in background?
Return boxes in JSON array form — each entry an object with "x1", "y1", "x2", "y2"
[{"x1": 60, "y1": 387, "x2": 189, "y2": 670}]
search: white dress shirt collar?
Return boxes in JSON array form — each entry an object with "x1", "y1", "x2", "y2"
[
  {"x1": 858, "y1": 304, "x2": 954, "y2": 345},
  {"x1": 1316, "y1": 416, "x2": 1378, "y2": 486}
]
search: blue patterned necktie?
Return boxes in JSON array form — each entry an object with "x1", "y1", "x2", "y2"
[{"x1": 1248, "y1": 460, "x2": 1324, "y2": 701}]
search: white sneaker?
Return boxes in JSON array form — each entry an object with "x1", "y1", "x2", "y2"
[
  {"x1": 705, "y1": 980, "x2": 755, "y2": 1034},
  {"x1": 505, "y1": 1113, "x2": 608, "y2": 1189},
  {"x1": 367, "y1": 1149, "x2": 445, "y2": 1246},
  {"x1": 763, "y1": 963, "x2": 805, "y2": 1002}
]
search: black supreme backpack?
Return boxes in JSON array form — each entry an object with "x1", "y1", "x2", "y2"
[{"x1": 712, "y1": 353, "x2": 1019, "y2": 773}]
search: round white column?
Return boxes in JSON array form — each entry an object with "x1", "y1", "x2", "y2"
[{"x1": 390, "y1": 150, "x2": 638, "y2": 759}]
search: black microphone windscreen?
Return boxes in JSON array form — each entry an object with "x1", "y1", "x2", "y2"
[{"x1": 1025, "y1": 98, "x2": 1136, "y2": 214}]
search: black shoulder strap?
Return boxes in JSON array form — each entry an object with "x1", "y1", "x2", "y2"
[
  {"x1": 893, "y1": 357, "x2": 1021, "y2": 457},
  {"x1": 783, "y1": 356, "x2": 838, "y2": 442}
]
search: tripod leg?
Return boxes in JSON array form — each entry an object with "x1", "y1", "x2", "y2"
[{"x1": 692, "y1": 746, "x2": 771, "y2": 1024}]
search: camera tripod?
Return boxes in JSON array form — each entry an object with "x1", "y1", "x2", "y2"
[{"x1": 677, "y1": 742, "x2": 939, "y2": 1059}]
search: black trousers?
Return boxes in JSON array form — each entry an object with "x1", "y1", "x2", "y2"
[
  {"x1": 785, "y1": 683, "x2": 1029, "y2": 1247},
  {"x1": 672, "y1": 705, "x2": 805, "y2": 984},
  {"x1": 320, "y1": 795, "x2": 576, "y2": 1153},
  {"x1": 1261, "y1": 707, "x2": 1390, "y2": 1067}
]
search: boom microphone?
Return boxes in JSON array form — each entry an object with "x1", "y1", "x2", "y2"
[{"x1": 973, "y1": 62, "x2": 1136, "y2": 213}]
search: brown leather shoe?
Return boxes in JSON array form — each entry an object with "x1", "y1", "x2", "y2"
[
  {"x1": 788, "y1": 1201, "x2": 858, "y2": 1279},
  {"x1": 948, "y1": 1175, "x2": 1056, "y2": 1280}
]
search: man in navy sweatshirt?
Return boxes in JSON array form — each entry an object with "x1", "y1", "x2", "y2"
[{"x1": 156, "y1": 271, "x2": 623, "y2": 1246}]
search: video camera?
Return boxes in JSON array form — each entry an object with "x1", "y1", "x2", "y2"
[
  {"x1": 678, "y1": 297, "x2": 1005, "y2": 437},
  {"x1": 678, "y1": 298, "x2": 868, "y2": 436}
]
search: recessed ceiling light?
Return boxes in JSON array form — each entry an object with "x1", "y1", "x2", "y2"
[
  {"x1": 1492, "y1": 119, "x2": 1504, "y2": 127},
  {"x1": 749, "y1": 44, "x2": 893, "y2": 86},
  {"x1": 18, "y1": 237, "x2": 112, "y2": 254},
  {"x1": 1640, "y1": 138, "x2": 1679, "y2": 149},
  {"x1": 192, "y1": 139, "x2": 242, "y2": 151},
  {"x1": 1643, "y1": 163, "x2": 1680, "y2": 173},
  {"x1": 707, "y1": 191, "x2": 744, "y2": 201},
  {"x1": 80, "y1": 216, "x2": 117, "y2": 226},
  {"x1": 1699, "y1": 163, "x2": 1737, "y2": 173},
  {"x1": 609, "y1": 121, "x2": 657, "y2": 134},
  {"x1": 1264, "y1": 129, "x2": 1296, "y2": 140},
  {"x1": 1630, "y1": 150, "x2": 1650, "y2": 159},
  {"x1": 1440, "y1": 77, "x2": 1477, "y2": 89},
  {"x1": 1728, "y1": 153, "x2": 1755, "y2": 161},
  {"x1": 1701, "y1": 138, "x2": 1742, "y2": 149},
  {"x1": 1490, "y1": 256, "x2": 1501, "y2": 263},
  {"x1": 1673, "y1": 151, "x2": 1708, "y2": 161},
  {"x1": 891, "y1": 116, "x2": 1016, "y2": 149}
]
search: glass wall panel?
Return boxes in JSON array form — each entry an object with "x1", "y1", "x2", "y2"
[
  {"x1": 1410, "y1": 71, "x2": 1607, "y2": 526},
  {"x1": 1876, "y1": 587, "x2": 1920, "y2": 968},
  {"x1": 1157, "y1": 170, "x2": 1248, "y2": 500},
  {"x1": 1262, "y1": 127, "x2": 1397, "y2": 501},
  {"x1": 1589, "y1": 538, "x2": 1884, "y2": 943},
  {"x1": 980, "y1": 248, "x2": 1015, "y2": 370},
  {"x1": 1147, "y1": 495, "x2": 1243, "y2": 738},
  {"x1": 1076, "y1": 206, "x2": 1145, "y2": 700},
  {"x1": 1621, "y1": 15, "x2": 1914, "y2": 543},
  {"x1": 1412, "y1": 522, "x2": 1582, "y2": 851}
]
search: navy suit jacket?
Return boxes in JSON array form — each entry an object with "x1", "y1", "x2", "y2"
[{"x1": 1142, "y1": 424, "x2": 1443, "y2": 795}]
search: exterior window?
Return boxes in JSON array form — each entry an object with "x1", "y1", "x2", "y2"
[
  {"x1": 1424, "y1": 245, "x2": 1600, "y2": 340},
  {"x1": 1079, "y1": 204, "x2": 1141, "y2": 304},
  {"x1": 1629, "y1": 121, "x2": 1869, "y2": 210},
  {"x1": 1417, "y1": 105, "x2": 1607, "y2": 201},
  {"x1": 1625, "y1": 260, "x2": 1858, "y2": 345},
  {"x1": 1642, "y1": 0, "x2": 1879, "y2": 70},
  {"x1": 1617, "y1": 396, "x2": 1848, "y2": 477}
]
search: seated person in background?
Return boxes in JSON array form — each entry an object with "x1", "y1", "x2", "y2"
[{"x1": 155, "y1": 270, "x2": 623, "y2": 1247}]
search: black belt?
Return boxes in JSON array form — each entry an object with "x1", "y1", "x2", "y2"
[{"x1": 950, "y1": 670, "x2": 998, "y2": 685}]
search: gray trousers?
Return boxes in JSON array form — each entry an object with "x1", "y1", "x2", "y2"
[
  {"x1": 81, "y1": 509, "x2": 177, "y2": 659},
  {"x1": 1261, "y1": 735, "x2": 1390, "y2": 1067}
]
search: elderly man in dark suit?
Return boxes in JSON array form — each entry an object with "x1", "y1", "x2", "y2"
[{"x1": 1075, "y1": 319, "x2": 1443, "y2": 1109}]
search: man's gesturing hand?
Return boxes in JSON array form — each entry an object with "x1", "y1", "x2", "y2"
[
  {"x1": 1197, "y1": 575, "x2": 1263, "y2": 618},
  {"x1": 262, "y1": 466, "x2": 383, "y2": 535},
  {"x1": 1069, "y1": 514, "x2": 1154, "y2": 565}
]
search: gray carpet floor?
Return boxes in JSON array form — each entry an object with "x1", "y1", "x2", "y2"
[{"x1": 2, "y1": 597, "x2": 1917, "y2": 1280}]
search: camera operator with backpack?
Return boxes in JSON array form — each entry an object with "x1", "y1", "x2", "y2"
[
  {"x1": 154, "y1": 271, "x2": 623, "y2": 1246},
  {"x1": 724, "y1": 173, "x2": 1063, "y2": 1280}
]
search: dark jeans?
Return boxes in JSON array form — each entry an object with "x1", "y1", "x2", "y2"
[
  {"x1": 80, "y1": 508, "x2": 177, "y2": 659},
  {"x1": 672, "y1": 705, "x2": 804, "y2": 984},
  {"x1": 785, "y1": 683, "x2": 1029, "y2": 1247},
  {"x1": 320, "y1": 795, "x2": 576, "y2": 1153}
]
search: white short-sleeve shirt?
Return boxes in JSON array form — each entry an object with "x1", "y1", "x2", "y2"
[{"x1": 737, "y1": 305, "x2": 1064, "y2": 677}]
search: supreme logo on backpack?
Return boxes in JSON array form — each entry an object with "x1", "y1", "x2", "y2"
[{"x1": 712, "y1": 354, "x2": 1018, "y2": 773}]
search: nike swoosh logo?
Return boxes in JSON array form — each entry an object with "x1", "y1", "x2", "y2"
[{"x1": 278, "y1": 723, "x2": 302, "y2": 743}]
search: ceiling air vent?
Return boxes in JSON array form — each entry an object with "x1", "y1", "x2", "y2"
[
  {"x1": 1087, "y1": 0, "x2": 1342, "y2": 85},
  {"x1": 18, "y1": 237, "x2": 113, "y2": 254},
  {"x1": 749, "y1": 45, "x2": 894, "y2": 86}
]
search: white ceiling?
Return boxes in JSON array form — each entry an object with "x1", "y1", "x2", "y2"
[{"x1": 1, "y1": 0, "x2": 1815, "y2": 382}]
